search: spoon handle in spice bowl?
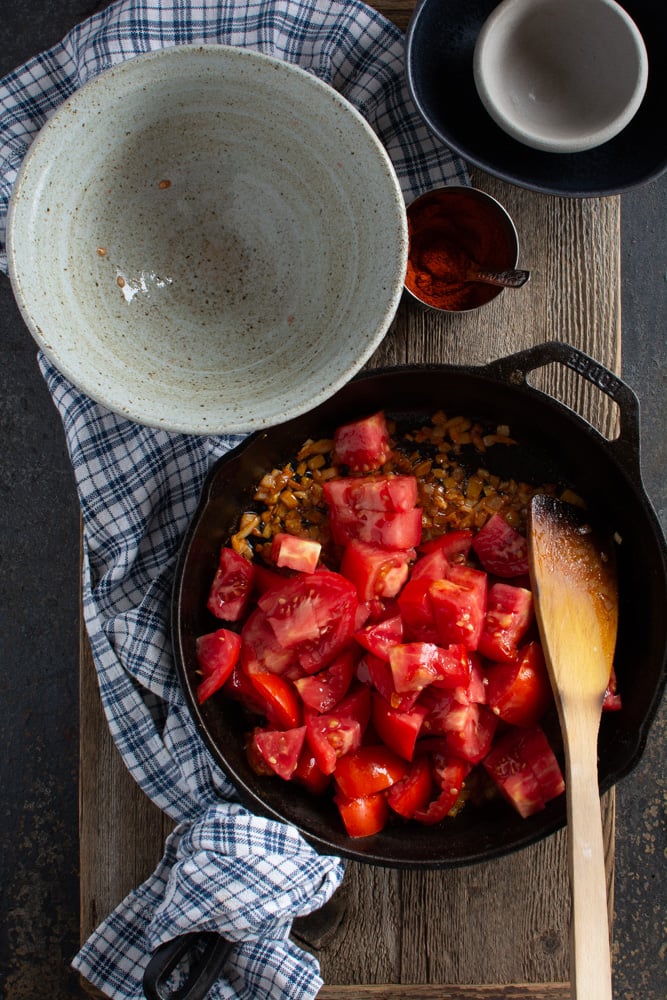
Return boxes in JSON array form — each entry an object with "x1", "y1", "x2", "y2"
[
  {"x1": 467, "y1": 265, "x2": 531, "y2": 287},
  {"x1": 528, "y1": 495, "x2": 617, "y2": 1000}
]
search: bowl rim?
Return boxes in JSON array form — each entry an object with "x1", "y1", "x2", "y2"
[{"x1": 7, "y1": 43, "x2": 408, "y2": 435}]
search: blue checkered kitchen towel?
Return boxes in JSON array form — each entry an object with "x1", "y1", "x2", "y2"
[{"x1": 0, "y1": 2, "x2": 468, "y2": 998}]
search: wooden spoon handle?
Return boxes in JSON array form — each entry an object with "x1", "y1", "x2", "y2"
[
  {"x1": 467, "y1": 266, "x2": 531, "y2": 288},
  {"x1": 564, "y1": 712, "x2": 612, "y2": 1000}
]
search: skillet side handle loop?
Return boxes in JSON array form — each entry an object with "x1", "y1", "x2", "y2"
[
  {"x1": 483, "y1": 341, "x2": 642, "y2": 479},
  {"x1": 143, "y1": 931, "x2": 229, "y2": 1000}
]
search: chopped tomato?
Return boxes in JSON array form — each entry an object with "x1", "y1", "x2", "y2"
[
  {"x1": 372, "y1": 693, "x2": 429, "y2": 761},
  {"x1": 410, "y1": 533, "x2": 477, "y2": 585},
  {"x1": 420, "y1": 688, "x2": 498, "y2": 764},
  {"x1": 397, "y1": 576, "x2": 439, "y2": 643},
  {"x1": 602, "y1": 665, "x2": 622, "y2": 712},
  {"x1": 253, "y1": 726, "x2": 307, "y2": 780},
  {"x1": 329, "y1": 505, "x2": 423, "y2": 550},
  {"x1": 294, "y1": 649, "x2": 355, "y2": 713},
  {"x1": 334, "y1": 745, "x2": 408, "y2": 798},
  {"x1": 223, "y1": 661, "x2": 267, "y2": 715},
  {"x1": 240, "y1": 608, "x2": 299, "y2": 677},
  {"x1": 429, "y1": 642, "x2": 473, "y2": 690},
  {"x1": 429, "y1": 565, "x2": 487, "y2": 650},
  {"x1": 418, "y1": 528, "x2": 474, "y2": 561},
  {"x1": 335, "y1": 684, "x2": 372, "y2": 733},
  {"x1": 354, "y1": 613, "x2": 404, "y2": 660},
  {"x1": 484, "y1": 641, "x2": 553, "y2": 727},
  {"x1": 413, "y1": 756, "x2": 470, "y2": 825},
  {"x1": 333, "y1": 411, "x2": 392, "y2": 471},
  {"x1": 482, "y1": 725, "x2": 564, "y2": 818},
  {"x1": 514, "y1": 726, "x2": 565, "y2": 802},
  {"x1": 270, "y1": 533, "x2": 321, "y2": 574},
  {"x1": 432, "y1": 753, "x2": 473, "y2": 795},
  {"x1": 249, "y1": 672, "x2": 302, "y2": 730},
  {"x1": 458, "y1": 651, "x2": 487, "y2": 704},
  {"x1": 195, "y1": 628, "x2": 242, "y2": 703},
  {"x1": 206, "y1": 547, "x2": 255, "y2": 622},
  {"x1": 245, "y1": 727, "x2": 277, "y2": 776},
  {"x1": 446, "y1": 705, "x2": 498, "y2": 765},
  {"x1": 258, "y1": 571, "x2": 357, "y2": 673},
  {"x1": 484, "y1": 751, "x2": 545, "y2": 818},
  {"x1": 389, "y1": 642, "x2": 469, "y2": 694},
  {"x1": 341, "y1": 539, "x2": 415, "y2": 602},
  {"x1": 447, "y1": 563, "x2": 488, "y2": 603},
  {"x1": 471, "y1": 513, "x2": 529, "y2": 578},
  {"x1": 419, "y1": 687, "x2": 458, "y2": 736},
  {"x1": 477, "y1": 583, "x2": 534, "y2": 663},
  {"x1": 354, "y1": 601, "x2": 373, "y2": 631},
  {"x1": 303, "y1": 684, "x2": 370, "y2": 776},
  {"x1": 334, "y1": 790, "x2": 389, "y2": 837},
  {"x1": 305, "y1": 711, "x2": 362, "y2": 775},
  {"x1": 356, "y1": 653, "x2": 421, "y2": 711},
  {"x1": 323, "y1": 475, "x2": 418, "y2": 511},
  {"x1": 386, "y1": 756, "x2": 434, "y2": 818},
  {"x1": 292, "y1": 748, "x2": 331, "y2": 794},
  {"x1": 388, "y1": 642, "x2": 444, "y2": 693}
]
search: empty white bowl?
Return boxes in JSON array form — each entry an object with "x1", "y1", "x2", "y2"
[
  {"x1": 7, "y1": 45, "x2": 408, "y2": 434},
  {"x1": 473, "y1": 0, "x2": 649, "y2": 154}
]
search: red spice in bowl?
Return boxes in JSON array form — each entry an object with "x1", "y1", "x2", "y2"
[{"x1": 405, "y1": 186, "x2": 520, "y2": 312}]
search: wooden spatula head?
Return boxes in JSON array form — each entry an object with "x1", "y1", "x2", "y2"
[{"x1": 528, "y1": 494, "x2": 618, "y2": 705}]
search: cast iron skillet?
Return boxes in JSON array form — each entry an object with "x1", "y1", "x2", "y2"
[
  {"x1": 171, "y1": 341, "x2": 666, "y2": 868},
  {"x1": 154, "y1": 342, "x2": 666, "y2": 998}
]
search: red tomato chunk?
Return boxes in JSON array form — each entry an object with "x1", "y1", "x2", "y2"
[
  {"x1": 334, "y1": 745, "x2": 407, "y2": 798},
  {"x1": 341, "y1": 540, "x2": 415, "y2": 602},
  {"x1": 196, "y1": 628, "x2": 242, "y2": 704},
  {"x1": 333, "y1": 412, "x2": 392, "y2": 471},
  {"x1": 471, "y1": 513, "x2": 529, "y2": 578},
  {"x1": 206, "y1": 548, "x2": 255, "y2": 622},
  {"x1": 271, "y1": 533, "x2": 321, "y2": 574},
  {"x1": 329, "y1": 505, "x2": 423, "y2": 549},
  {"x1": 196, "y1": 411, "x2": 620, "y2": 839},
  {"x1": 252, "y1": 726, "x2": 307, "y2": 780},
  {"x1": 323, "y1": 475, "x2": 418, "y2": 512}
]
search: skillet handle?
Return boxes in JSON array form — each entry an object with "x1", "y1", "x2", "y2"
[
  {"x1": 483, "y1": 341, "x2": 642, "y2": 478},
  {"x1": 143, "y1": 932, "x2": 229, "y2": 1000}
]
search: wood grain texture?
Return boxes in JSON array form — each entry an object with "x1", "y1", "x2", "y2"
[
  {"x1": 79, "y1": 621, "x2": 174, "y2": 940},
  {"x1": 318, "y1": 988, "x2": 572, "y2": 1000},
  {"x1": 79, "y1": 2, "x2": 623, "y2": 995}
]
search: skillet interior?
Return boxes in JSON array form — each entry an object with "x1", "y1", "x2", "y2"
[{"x1": 172, "y1": 362, "x2": 667, "y2": 867}]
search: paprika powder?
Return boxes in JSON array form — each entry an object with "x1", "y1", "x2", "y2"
[{"x1": 405, "y1": 186, "x2": 520, "y2": 312}]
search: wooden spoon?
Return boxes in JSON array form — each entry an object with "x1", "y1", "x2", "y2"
[
  {"x1": 527, "y1": 494, "x2": 618, "y2": 1000},
  {"x1": 419, "y1": 244, "x2": 531, "y2": 288}
]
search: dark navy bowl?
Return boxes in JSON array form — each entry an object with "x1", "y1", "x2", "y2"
[{"x1": 405, "y1": 0, "x2": 667, "y2": 197}]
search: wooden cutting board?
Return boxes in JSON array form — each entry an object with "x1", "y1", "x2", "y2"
[{"x1": 79, "y1": 4, "x2": 621, "y2": 995}]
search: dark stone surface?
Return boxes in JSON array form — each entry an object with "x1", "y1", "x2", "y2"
[{"x1": 0, "y1": 2, "x2": 664, "y2": 998}]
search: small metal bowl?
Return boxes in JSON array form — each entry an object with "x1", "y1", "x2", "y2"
[{"x1": 404, "y1": 186, "x2": 522, "y2": 313}]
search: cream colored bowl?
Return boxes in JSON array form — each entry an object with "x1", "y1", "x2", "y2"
[
  {"x1": 8, "y1": 45, "x2": 408, "y2": 434},
  {"x1": 473, "y1": 0, "x2": 649, "y2": 154}
]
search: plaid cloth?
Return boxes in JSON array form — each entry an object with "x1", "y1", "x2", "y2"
[{"x1": 0, "y1": 2, "x2": 468, "y2": 998}]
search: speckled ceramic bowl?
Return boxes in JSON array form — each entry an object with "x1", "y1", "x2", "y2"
[{"x1": 7, "y1": 45, "x2": 408, "y2": 434}]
